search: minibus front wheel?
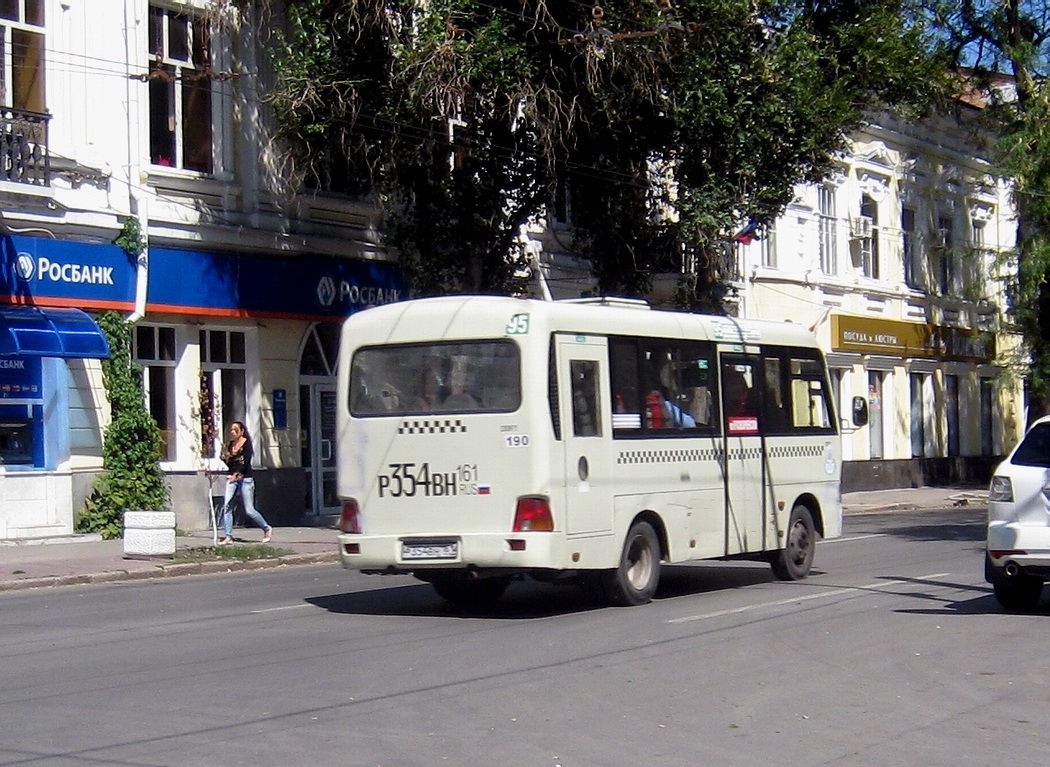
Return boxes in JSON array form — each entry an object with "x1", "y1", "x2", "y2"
[{"x1": 770, "y1": 504, "x2": 815, "y2": 581}]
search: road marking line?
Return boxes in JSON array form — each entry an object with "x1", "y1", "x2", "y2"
[
  {"x1": 667, "y1": 572, "x2": 950, "y2": 624},
  {"x1": 826, "y1": 533, "x2": 888, "y2": 543},
  {"x1": 251, "y1": 604, "x2": 312, "y2": 614}
]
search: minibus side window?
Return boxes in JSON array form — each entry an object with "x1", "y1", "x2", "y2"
[
  {"x1": 759, "y1": 346, "x2": 836, "y2": 434},
  {"x1": 570, "y1": 360, "x2": 602, "y2": 437},
  {"x1": 609, "y1": 336, "x2": 718, "y2": 437}
]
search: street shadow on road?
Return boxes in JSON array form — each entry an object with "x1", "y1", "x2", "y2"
[
  {"x1": 879, "y1": 574, "x2": 1050, "y2": 616},
  {"x1": 306, "y1": 562, "x2": 785, "y2": 618},
  {"x1": 306, "y1": 580, "x2": 604, "y2": 619},
  {"x1": 850, "y1": 510, "x2": 985, "y2": 543}
]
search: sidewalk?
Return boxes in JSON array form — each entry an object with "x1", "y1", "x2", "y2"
[
  {"x1": 0, "y1": 486, "x2": 989, "y2": 594},
  {"x1": 0, "y1": 525, "x2": 341, "y2": 594}
]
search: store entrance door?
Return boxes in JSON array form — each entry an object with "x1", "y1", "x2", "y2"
[
  {"x1": 298, "y1": 323, "x2": 342, "y2": 518},
  {"x1": 302, "y1": 381, "x2": 340, "y2": 516}
]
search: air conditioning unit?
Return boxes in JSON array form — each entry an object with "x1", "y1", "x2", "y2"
[{"x1": 849, "y1": 216, "x2": 873, "y2": 240}]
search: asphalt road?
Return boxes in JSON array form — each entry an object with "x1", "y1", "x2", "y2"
[{"x1": 2, "y1": 507, "x2": 1046, "y2": 767}]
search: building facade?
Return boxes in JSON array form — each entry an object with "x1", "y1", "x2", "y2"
[
  {"x1": 0, "y1": 2, "x2": 1024, "y2": 540},
  {"x1": 731, "y1": 110, "x2": 1022, "y2": 489},
  {"x1": 0, "y1": 1, "x2": 402, "y2": 539}
]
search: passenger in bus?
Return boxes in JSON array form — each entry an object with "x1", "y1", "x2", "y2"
[
  {"x1": 413, "y1": 358, "x2": 447, "y2": 411},
  {"x1": 646, "y1": 387, "x2": 696, "y2": 429},
  {"x1": 439, "y1": 357, "x2": 479, "y2": 410},
  {"x1": 688, "y1": 386, "x2": 711, "y2": 425}
]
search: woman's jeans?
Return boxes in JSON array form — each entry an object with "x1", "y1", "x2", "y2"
[{"x1": 222, "y1": 477, "x2": 270, "y2": 537}]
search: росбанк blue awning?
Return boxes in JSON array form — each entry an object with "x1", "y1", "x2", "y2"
[{"x1": 0, "y1": 305, "x2": 110, "y2": 359}]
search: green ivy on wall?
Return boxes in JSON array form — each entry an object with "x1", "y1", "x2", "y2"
[{"x1": 76, "y1": 311, "x2": 169, "y2": 539}]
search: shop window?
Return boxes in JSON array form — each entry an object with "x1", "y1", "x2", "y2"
[
  {"x1": 134, "y1": 324, "x2": 177, "y2": 461},
  {"x1": 148, "y1": 3, "x2": 216, "y2": 173},
  {"x1": 200, "y1": 328, "x2": 247, "y2": 458},
  {"x1": 0, "y1": 1, "x2": 45, "y2": 113},
  {"x1": 980, "y1": 378, "x2": 995, "y2": 456},
  {"x1": 868, "y1": 371, "x2": 884, "y2": 459},
  {"x1": 946, "y1": 374, "x2": 960, "y2": 457},
  {"x1": 910, "y1": 372, "x2": 927, "y2": 458}
]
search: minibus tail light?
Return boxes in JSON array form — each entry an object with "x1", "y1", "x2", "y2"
[
  {"x1": 340, "y1": 498, "x2": 362, "y2": 534},
  {"x1": 513, "y1": 497, "x2": 554, "y2": 532}
]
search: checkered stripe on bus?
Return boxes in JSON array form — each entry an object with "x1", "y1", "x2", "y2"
[
  {"x1": 397, "y1": 419, "x2": 467, "y2": 434},
  {"x1": 617, "y1": 448, "x2": 723, "y2": 465},
  {"x1": 765, "y1": 444, "x2": 826, "y2": 459}
]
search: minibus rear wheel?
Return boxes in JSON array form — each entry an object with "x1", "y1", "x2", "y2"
[
  {"x1": 770, "y1": 504, "x2": 815, "y2": 581},
  {"x1": 601, "y1": 520, "x2": 661, "y2": 606}
]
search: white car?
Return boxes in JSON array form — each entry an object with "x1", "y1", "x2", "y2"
[{"x1": 986, "y1": 415, "x2": 1050, "y2": 610}]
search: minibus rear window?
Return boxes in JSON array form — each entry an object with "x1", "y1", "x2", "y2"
[{"x1": 350, "y1": 341, "x2": 521, "y2": 416}]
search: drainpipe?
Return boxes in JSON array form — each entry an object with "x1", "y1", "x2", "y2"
[
  {"x1": 127, "y1": 193, "x2": 149, "y2": 323},
  {"x1": 124, "y1": 0, "x2": 148, "y2": 324}
]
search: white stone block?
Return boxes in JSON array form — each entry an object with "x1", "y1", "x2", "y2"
[{"x1": 123, "y1": 511, "x2": 176, "y2": 558}]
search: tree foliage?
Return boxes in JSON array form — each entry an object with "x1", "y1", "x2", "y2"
[
  {"x1": 261, "y1": 0, "x2": 951, "y2": 308},
  {"x1": 76, "y1": 312, "x2": 169, "y2": 539},
  {"x1": 922, "y1": 0, "x2": 1050, "y2": 417}
]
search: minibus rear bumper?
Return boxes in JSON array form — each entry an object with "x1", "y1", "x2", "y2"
[{"x1": 338, "y1": 532, "x2": 564, "y2": 572}]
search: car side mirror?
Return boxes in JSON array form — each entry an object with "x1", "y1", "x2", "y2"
[{"x1": 852, "y1": 395, "x2": 869, "y2": 427}]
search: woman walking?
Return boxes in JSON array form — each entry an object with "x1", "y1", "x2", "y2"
[{"x1": 219, "y1": 421, "x2": 272, "y2": 545}]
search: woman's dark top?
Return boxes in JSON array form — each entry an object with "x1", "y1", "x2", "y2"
[{"x1": 223, "y1": 437, "x2": 254, "y2": 478}]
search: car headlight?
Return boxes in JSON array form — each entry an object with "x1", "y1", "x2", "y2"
[{"x1": 989, "y1": 475, "x2": 1013, "y2": 502}]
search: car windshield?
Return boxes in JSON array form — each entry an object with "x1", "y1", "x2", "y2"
[
  {"x1": 1011, "y1": 422, "x2": 1050, "y2": 468},
  {"x1": 350, "y1": 340, "x2": 521, "y2": 416}
]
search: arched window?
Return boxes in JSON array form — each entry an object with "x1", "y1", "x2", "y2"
[{"x1": 299, "y1": 323, "x2": 340, "y2": 377}]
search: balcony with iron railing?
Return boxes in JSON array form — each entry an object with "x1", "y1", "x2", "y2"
[{"x1": 1, "y1": 108, "x2": 50, "y2": 186}]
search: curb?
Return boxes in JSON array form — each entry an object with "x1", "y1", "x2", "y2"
[{"x1": 0, "y1": 551, "x2": 340, "y2": 594}]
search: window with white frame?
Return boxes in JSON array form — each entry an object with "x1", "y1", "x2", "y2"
[
  {"x1": 760, "y1": 222, "x2": 776, "y2": 268},
  {"x1": 134, "y1": 325, "x2": 178, "y2": 462},
  {"x1": 970, "y1": 220, "x2": 987, "y2": 299},
  {"x1": 199, "y1": 328, "x2": 247, "y2": 459},
  {"x1": 859, "y1": 194, "x2": 879, "y2": 279},
  {"x1": 0, "y1": 0, "x2": 45, "y2": 112},
  {"x1": 147, "y1": 3, "x2": 216, "y2": 172},
  {"x1": 818, "y1": 185, "x2": 837, "y2": 275},
  {"x1": 936, "y1": 214, "x2": 954, "y2": 295},
  {"x1": 902, "y1": 206, "x2": 923, "y2": 291}
]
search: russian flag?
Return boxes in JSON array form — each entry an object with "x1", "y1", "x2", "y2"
[
  {"x1": 733, "y1": 220, "x2": 760, "y2": 245},
  {"x1": 478, "y1": 484, "x2": 491, "y2": 495}
]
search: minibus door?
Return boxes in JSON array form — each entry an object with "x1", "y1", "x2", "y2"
[
  {"x1": 556, "y1": 335, "x2": 614, "y2": 536},
  {"x1": 719, "y1": 352, "x2": 767, "y2": 554}
]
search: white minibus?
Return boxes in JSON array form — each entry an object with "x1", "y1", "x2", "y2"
[{"x1": 336, "y1": 296, "x2": 843, "y2": 606}]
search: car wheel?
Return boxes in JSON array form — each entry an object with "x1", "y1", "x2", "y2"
[{"x1": 993, "y1": 577, "x2": 1044, "y2": 611}]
